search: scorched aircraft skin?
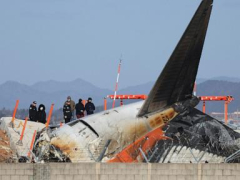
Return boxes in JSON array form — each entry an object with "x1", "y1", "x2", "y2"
[{"x1": 33, "y1": 0, "x2": 240, "y2": 163}]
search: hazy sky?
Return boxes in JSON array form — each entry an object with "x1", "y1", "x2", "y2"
[{"x1": 0, "y1": 0, "x2": 240, "y2": 89}]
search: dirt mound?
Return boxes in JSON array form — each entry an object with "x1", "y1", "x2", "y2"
[{"x1": 0, "y1": 130, "x2": 14, "y2": 162}]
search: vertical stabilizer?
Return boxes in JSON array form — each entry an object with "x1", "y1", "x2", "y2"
[{"x1": 138, "y1": 0, "x2": 213, "y2": 117}]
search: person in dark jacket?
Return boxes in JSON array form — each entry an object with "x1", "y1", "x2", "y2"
[
  {"x1": 63, "y1": 101, "x2": 72, "y2": 123},
  {"x1": 63, "y1": 96, "x2": 75, "y2": 120},
  {"x1": 36, "y1": 104, "x2": 46, "y2": 124},
  {"x1": 29, "y1": 101, "x2": 37, "y2": 121},
  {"x1": 75, "y1": 99, "x2": 85, "y2": 118},
  {"x1": 85, "y1": 97, "x2": 95, "y2": 115}
]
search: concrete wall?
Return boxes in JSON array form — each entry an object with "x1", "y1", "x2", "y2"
[{"x1": 0, "y1": 163, "x2": 240, "y2": 180}]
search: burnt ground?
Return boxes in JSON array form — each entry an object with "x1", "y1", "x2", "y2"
[{"x1": 0, "y1": 129, "x2": 15, "y2": 162}]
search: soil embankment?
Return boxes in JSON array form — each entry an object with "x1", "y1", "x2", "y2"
[{"x1": 0, "y1": 130, "x2": 14, "y2": 162}]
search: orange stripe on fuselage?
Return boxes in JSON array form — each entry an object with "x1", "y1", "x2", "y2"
[{"x1": 108, "y1": 128, "x2": 169, "y2": 163}]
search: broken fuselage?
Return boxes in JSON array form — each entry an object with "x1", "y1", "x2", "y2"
[{"x1": 34, "y1": 97, "x2": 200, "y2": 162}]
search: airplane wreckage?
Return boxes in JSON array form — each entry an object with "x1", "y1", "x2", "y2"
[{"x1": 32, "y1": 0, "x2": 240, "y2": 163}]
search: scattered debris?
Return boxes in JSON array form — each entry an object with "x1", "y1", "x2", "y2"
[
  {"x1": 1, "y1": 117, "x2": 45, "y2": 163},
  {"x1": 0, "y1": 130, "x2": 15, "y2": 162}
]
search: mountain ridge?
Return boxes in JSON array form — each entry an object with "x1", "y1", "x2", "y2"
[{"x1": 1, "y1": 76, "x2": 240, "y2": 111}]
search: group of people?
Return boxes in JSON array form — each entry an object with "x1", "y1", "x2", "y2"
[
  {"x1": 63, "y1": 96, "x2": 95, "y2": 123},
  {"x1": 29, "y1": 101, "x2": 46, "y2": 124},
  {"x1": 28, "y1": 96, "x2": 95, "y2": 124}
]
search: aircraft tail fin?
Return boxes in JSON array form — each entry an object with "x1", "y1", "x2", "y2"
[{"x1": 138, "y1": 0, "x2": 213, "y2": 117}]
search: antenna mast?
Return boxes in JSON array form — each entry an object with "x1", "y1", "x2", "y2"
[{"x1": 112, "y1": 58, "x2": 122, "y2": 108}]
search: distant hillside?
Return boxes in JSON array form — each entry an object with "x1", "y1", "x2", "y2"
[
  {"x1": 196, "y1": 80, "x2": 240, "y2": 113},
  {"x1": 197, "y1": 76, "x2": 240, "y2": 84},
  {"x1": 0, "y1": 79, "x2": 112, "y2": 109},
  {"x1": 0, "y1": 81, "x2": 49, "y2": 109},
  {"x1": 120, "y1": 79, "x2": 240, "y2": 113},
  {"x1": 32, "y1": 78, "x2": 110, "y2": 94},
  {"x1": 1, "y1": 76, "x2": 240, "y2": 113},
  {"x1": 119, "y1": 76, "x2": 240, "y2": 95},
  {"x1": 209, "y1": 76, "x2": 240, "y2": 83},
  {"x1": 119, "y1": 79, "x2": 240, "y2": 113}
]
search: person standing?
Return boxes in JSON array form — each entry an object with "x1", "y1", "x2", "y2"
[
  {"x1": 65, "y1": 96, "x2": 75, "y2": 119},
  {"x1": 36, "y1": 104, "x2": 46, "y2": 124},
  {"x1": 63, "y1": 101, "x2": 72, "y2": 123},
  {"x1": 29, "y1": 101, "x2": 37, "y2": 121},
  {"x1": 75, "y1": 99, "x2": 85, "y2": 118},
  {"x1": 85, "y1": 97, "x2": 95, "y2": 115}
]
